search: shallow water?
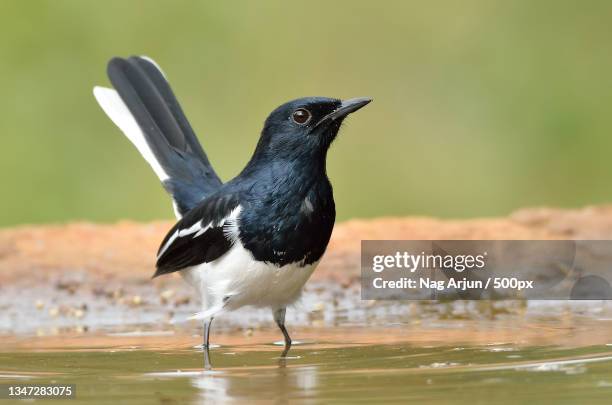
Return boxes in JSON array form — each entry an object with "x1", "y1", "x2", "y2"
[
  {"x1": 4, "y1": 289, "x2": 612, "y2": 403},
  {"x1": 3, "y1": 322, "x2": 612, "y2": 404}
]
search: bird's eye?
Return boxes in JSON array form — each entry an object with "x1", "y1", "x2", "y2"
[{"x1": 291, "y1": 108, "x2": 311, "y2": 125}]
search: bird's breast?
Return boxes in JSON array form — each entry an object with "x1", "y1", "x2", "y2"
[{"x1": 238, "y1": 183, "x2": 335, "y2": 267}]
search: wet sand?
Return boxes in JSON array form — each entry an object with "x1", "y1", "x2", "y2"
[{"x1": 2, "y1": 205, "x2": 612, "y2": 339}]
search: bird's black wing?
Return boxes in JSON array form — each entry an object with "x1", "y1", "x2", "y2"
[
  {"x1": 154, "y1": 193, "x2": 241, "y2": 277},
  {"x1": 105, "y1": 56, "x2": 223, "y2": 215}
]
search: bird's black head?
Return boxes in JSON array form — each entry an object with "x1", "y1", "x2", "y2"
[{"x1": 249, "y1": 97, "x2": 371, "y2": 165}]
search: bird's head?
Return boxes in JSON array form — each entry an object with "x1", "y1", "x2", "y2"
[{"x1": 251, "y1": 97, "x2": 371, "y2": 164}]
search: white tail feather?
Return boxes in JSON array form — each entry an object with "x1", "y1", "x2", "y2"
[
  {"x1": 139, "y1": 55, "x2": 167, "y2": 78},
  {"x1": 93, "y1": 86, "x2": 169, "y2": 182}
]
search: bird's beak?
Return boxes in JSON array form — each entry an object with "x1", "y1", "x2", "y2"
[{"x1": 314, "y1": 97, "x2": 372, "y2": 128}]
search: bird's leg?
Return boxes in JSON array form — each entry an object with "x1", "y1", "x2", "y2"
[
  {"x1": 203, "y1": 317, "x2": 214, "y2": 370},
  {"x1": 273, "y1": 308, "x2": 291, "y2": 357}
]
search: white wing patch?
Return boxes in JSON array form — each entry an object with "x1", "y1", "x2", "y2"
[
  {"x1": 222, "y1": 206, "x2": 242, "y2": 242},
  {"x1": 93, "y1": 86, "x2": 170, "y2": 182},
  {"x1": 157, "y1": 220, "x2": 206, "y2": 259},
  {"x1": 179, "y1": 220, "x2": 205, "y2": 237},
  {"x1": 157, "y1": 206, "x2": 243, "y2": 260},
  {"x1": 193, "y1": 222, "x2": 212, "y2": 238}
]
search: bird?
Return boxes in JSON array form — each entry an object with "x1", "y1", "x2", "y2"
[{"x1": 93, "y1": 55, "x2": 371, "y2": 368}]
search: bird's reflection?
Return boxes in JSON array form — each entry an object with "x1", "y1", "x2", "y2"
[{"x1": 190, "y1": 363, "x2": 319, "y2": 403}]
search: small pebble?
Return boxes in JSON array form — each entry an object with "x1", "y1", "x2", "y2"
[
  {"x1": 160, "y1": 289, "x2": 175, "y2": 304},
  {"x1": 174, "y1": 296, "x2": 190, "y2": 306}
]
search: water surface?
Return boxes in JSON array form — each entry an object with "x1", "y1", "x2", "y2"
[{"x1": 3, "y1": 318, "x2": 612, "y2": 404}]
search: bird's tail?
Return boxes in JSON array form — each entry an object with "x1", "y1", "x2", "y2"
[{"x1": 93, "y1": 56, "x2": 222, "y2": 217}]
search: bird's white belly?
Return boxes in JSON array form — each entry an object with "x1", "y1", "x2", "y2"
[{"x1": 180, "y1": 242, "x2": 318, "y2": 318}]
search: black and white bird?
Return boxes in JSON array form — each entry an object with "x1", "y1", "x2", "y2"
[{"x1": 93, "y1": 56, "x2": 370, "y2": 366}]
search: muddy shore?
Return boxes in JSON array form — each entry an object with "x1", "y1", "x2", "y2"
[{"x1": 2, "y1": 205, "x2": 612, "y2": 339}]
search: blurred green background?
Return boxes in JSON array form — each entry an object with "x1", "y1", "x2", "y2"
[{"x1": 1, "y1": 0, "x2": 611, "y2": 226}]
